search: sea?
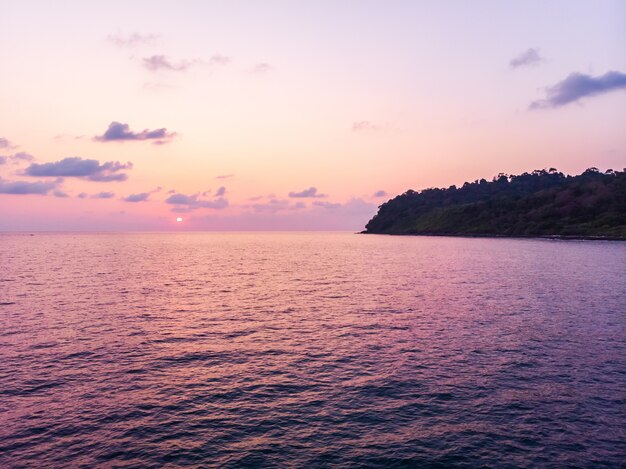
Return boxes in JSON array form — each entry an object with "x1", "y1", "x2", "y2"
[{"x1": 1, "y1": 232, "x2": 625, "y2": 467}]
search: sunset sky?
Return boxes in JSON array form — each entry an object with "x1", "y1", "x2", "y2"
[{"x1": 1, "y1": 0, "x2": 625, "y2": 230}]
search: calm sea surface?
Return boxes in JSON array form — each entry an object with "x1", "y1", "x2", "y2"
[{"x1": 1, "y1": 232, "x2": 625, "y2": 467}]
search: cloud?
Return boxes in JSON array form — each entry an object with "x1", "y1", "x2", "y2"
[
  {"x1": 0, "y1": 177, "x2": 57, "y2": 195},
  {"x1": 0, "y1": 152, "x2": 35, "y2": 165},
  {"x1": 107, "y1": 32, "x2": 158, "y2": 47},
  {"x1": 288, "y1": 187, "x2": 327, "y2": 198},
  {"x1": 94, "y1": 121, "x2": 177, "y2": 144},
  {"x1": 313, "y1": 201, "x2": 341, "y2": 209},
  {"x1": 0, "y1": 138, "x2": 15, "y2": 149},
  {"x1": 216, "y1": 174, "x2": 234, "y2": 179},
  {"x1": 215, "y1": 186, "x2": 226, "y2": 197},
  {"x1": 53, "y1": 190, "x2": 69, "y2": 198},
  {"x1": 143, "y1": 55, "x2": 198, "y2": 72},
  {"x1": 142, "y1": 82, "x2": 177, "y2": 93},
  {"x1": 209, "y1": 55, "x2": 231, "y2": 66},
  {"x1": 123, "y1": 192, "x2": 150, "y2": 203},
  {"x1": 252, "y1": 62, "x2": 272, "y2": 73},
  {"x1": 373, "y1": 190, "x2": 388, "y2": 198},
  {"x1": 510, "y1": 48, "x2": 545, "y2": 69},
  {"x1": 12, "y1": 152, "x2": 35, "y2": 162},
  {"x1": 93, "y1": 192, "x2": 116, "y2": 199},
  {"x1": 352, "y1": 121, "x2": 380, "y2": 132},
  {"x1": 25, "y1": 157, "x2": 132, "y2": 182},
  {"x1": 312, "y1": 198, "x2": 377, "y2": 216},
  {"x1": 53, "y1": 133, "x2": 85, "y2": 142},
  {"x1": 165, "y1": 192, "x2": 228, "y2": 210},
  {"x1": 249, "y1": 199, "x2": 306, "y2": 213},
  {"x1": 77, "y1": 192, "x2": 88, "y2": 198},
  {"x1": 530, "y1": 71, "x2": 626, "y2": 109}
]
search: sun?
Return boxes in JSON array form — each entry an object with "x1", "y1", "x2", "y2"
[{"x1": 176, "y1": 217, "x2": 183, "y2": 223}]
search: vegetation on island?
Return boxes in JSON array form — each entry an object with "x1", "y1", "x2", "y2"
[{"x1": 364, "y1": 168, "x2": 626, "y2": 239}]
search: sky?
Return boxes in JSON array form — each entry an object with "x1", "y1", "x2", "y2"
[{"x1": 1, "y1": 0, "x2": 625, "y2": 231}]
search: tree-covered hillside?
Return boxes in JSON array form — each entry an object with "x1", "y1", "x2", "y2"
[{"x1": 364, "y1": 168, "x2": 626, "y2": 238}]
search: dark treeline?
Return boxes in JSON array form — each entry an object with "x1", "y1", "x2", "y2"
[{"x1": 364, "y1": 168, "x2": 626, "y2": 238}]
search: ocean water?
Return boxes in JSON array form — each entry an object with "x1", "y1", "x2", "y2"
[{"x1": 1, "y1": 232, "x2": 625, "y2": 467}]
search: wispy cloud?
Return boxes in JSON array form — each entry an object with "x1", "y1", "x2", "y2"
[
  {"x1": 142, "y1": 55, "x2": 199, "y2": 72},
  {"x1": 25, "y1": 157, "x2": 132, "y2": 182},
  {"x1": 53, "y1": 133, "x2": 85, "y2": 142},
  {"x1": 0, "y1": 137, "x2": 16, "y2": 149},
  {"x1": 530, "y1": 70, "x2": 626, "y2": 109},
  {"x1": 107, "y1": 32, "x2": 159, "y2": 47},
  {"x1": 0, "y1": 152, "x2": 35, "y2": 166},
  {"x1": 94, "y1": 121, "x2": 177, "y2": 144},
  {"x1": 372, "y1": 190, "x2": 388, "y2": 198},
  {"x1": 251, "y1": 62, "x2": 272, "y2": 73},
  {"x1": 510, "y1": 48, "x2": 545, "y2": 69},
  {"x1": 0, "y1": 177, "x2": 57, "y2": 195},
  {"x1": 209, "y1": 54, "x2": 231, "y2": 66},
  {"x1": 352, "y1": 121, "x2": 380, "y2": 132},
  {"x1": 142, "y1": 82, "x2": 176, "y2": 92},
  {"x1": 216, "y1": 174, "x2": 234, "y2": 180},
  {"x1": 12, "y1": 152, "x2": 35, "y2": 162},
  {"x1": 288, "y1": 187, "x2": 327, "y2": 198}
]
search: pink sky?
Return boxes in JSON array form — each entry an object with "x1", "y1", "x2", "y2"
[{"x1": 1, "y1": 0, "x2": 625, "y2": 230}]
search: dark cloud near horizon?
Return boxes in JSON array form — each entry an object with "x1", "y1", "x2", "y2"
[
  {"x1": 510, "y1": 48, "x2": 544, "y2": 69},
  {"x1": 530, "y1": 70, "x2": 626, "y2": 109},
  {"x1": 0, "y1": 177, "x2": 57, "y2": 195},
  {"x1": 165, "y1": 192, "x2": 228, "y2": 210},
  {"x1": 95, "y1": 121, "x2": 177, "y2": 144},
  {"x1": 288, "y1": 187, "x2": 327, "y2": 198},
  {"x1": 53, "y1": 190, "x2": 69, "y2": 198},
  {"x1": 373, "y1": 190, "x2": 388, "y2": 198},
  {"x1": 143, "y1": 55, "x2": 197, "y2": 72},
  {"x1": 92, "y1": 192, "x2": 115, "y2": 199},
  {"x1": 107, "y1": 32, "x2": 158, "y2": 47},
  {"x1": 250, "y1": 199, "x2": 306, "y2": 213},
  {"x1": 26, "y1": 157, "x2": 132, "y2": 182},
  {"x1": 313, "y1": 201, "x2": 341, "y2": 209},
  {"x1": 124, "y1": 192, "x2": 150, "y2": 202},
  {"x1": 215, "y1": 186, "x2": 226, "y2": 197}
]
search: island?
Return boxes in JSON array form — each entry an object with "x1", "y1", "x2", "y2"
[{"x1": 363, "y1": 168, "x2": 626, "y2": 239}]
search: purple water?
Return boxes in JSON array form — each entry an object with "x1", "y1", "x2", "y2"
[{"x1": 1, "y1": 233, "x2": 625, "y2": 466}]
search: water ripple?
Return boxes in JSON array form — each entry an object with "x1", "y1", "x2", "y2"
[{"x1": 0, "y1": 232, "x2": 625, "y2": 467}]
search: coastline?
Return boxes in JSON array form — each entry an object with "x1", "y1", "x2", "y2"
[{"x1": 360, "y1": 231, "x2": 626, "y2": 241}]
